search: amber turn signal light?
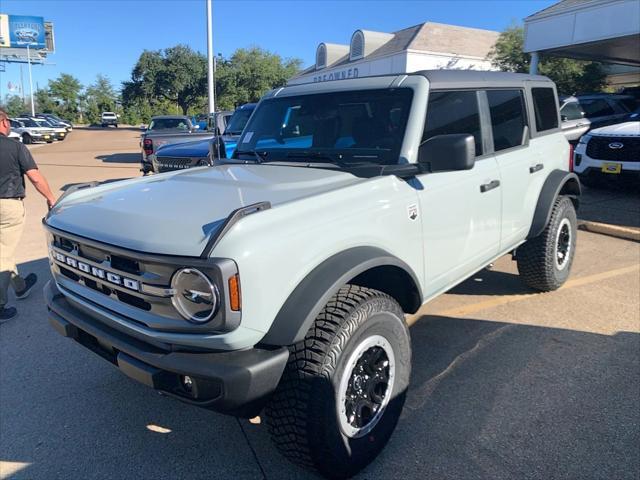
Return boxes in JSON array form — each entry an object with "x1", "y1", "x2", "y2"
[{"x1": 228, "y1": 274, "x2": 241, "y2": 311}]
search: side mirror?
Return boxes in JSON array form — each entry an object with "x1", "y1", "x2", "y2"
[
  {"x1": 561, "y1": 114, "x2": 568, "y2": 122},
  {"x1": 140, "y1": 124, "x2": 147, "y2": 131},
  {"x1": 418, "y1": 134, "x2": 475, "y2": 173}
]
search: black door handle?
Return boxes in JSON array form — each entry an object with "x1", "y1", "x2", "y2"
[
  {"x1": 480, "y1": 180, "x2": 500, "y2": 193},
  {"x1": 529, "y1": 163, "x2": 544, "y2": 173}
]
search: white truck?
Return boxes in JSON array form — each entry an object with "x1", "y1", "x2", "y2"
[{"x1": 44, "y1": 70, "x2": 579, "y2": 478}]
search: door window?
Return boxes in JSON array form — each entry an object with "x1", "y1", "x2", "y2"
[
  {"x1": 579, "y1": 99, "x2": 615, "y2": 118},
  {"x1": 560, "y1": 102, "x2": 584, "y2": 121},
  {"x1": 531, "y1": 88, "x2": 558, "y2": 132},
  {"x1": 487, "y1": 90, "x2": 528, "y2": 152},
  {"x1": 422, "y1": 90, "x2": 482, "y2": 156}
]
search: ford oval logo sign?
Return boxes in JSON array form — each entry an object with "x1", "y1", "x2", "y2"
[{"x1": 608, "y1": 142, "x2": 624, "y2": 149}]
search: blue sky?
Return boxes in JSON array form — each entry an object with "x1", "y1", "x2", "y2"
[{"x1": 0, "y1": 0, "x2": 555, "y2": 98}]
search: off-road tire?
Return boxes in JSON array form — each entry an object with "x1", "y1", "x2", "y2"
[
  {"x1": 266, "y1": 285, "x2": 411, "y2": 479},
  {"x1": 517, "y1": 195, "x2": 577, "y2": 291},
  {"x1": 22, "y1": 134, "x2": 32, "y2": 144}
]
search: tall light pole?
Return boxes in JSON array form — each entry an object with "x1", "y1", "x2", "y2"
[
  {"x1": 206, "y1": 0, "x2": 215, "y2": 114},
  {"x1": 26, "y1": 44, "x2": 35, "y2": 116}
]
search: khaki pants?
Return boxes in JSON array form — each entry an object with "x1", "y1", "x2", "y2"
[{"x1": 0, "y1": 199, "x2": 27, "y2": 307}]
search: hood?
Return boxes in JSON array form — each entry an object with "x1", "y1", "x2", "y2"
[
  {"x1": 155, "y1": 135, "x2": 240, "y2": 158},
  {"x1": 156, "y1": 138, "x2": 211, "y2": 157},
  {"x1": 590, "y1": 122, "x2": 640, "y2": 137},
  {"x1": 47, "y1": 164, "x2": 364, "y2": 257}
]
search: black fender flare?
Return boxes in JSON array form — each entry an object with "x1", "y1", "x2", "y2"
[
  {"x1": 527, "y1": 170, "x2": 581, "y2": 239},
  {"x1": 260, "y1": 246, "x2": 422, "y2": 346}
]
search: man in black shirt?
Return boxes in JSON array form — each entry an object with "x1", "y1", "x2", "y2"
[{"x1": 0, "y1": 107, "x2": 56, "y2": 321}]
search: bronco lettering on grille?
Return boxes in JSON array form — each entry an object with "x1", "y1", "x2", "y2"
[{"x1": 52, "y1": 250, "x2": 140, "y2": 292}]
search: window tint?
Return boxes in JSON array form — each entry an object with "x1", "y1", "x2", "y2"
[
  {"x1": 560, "y1": 102, "x2": 584, "y2": 121},
  {"x1": 580, "y1": 99, "x2": 615, "y2": 118},
  {"x1": 618, "y1": 97, "x2": 638, "y2": 112},
  {"x1": 423, "y1": 91, "x2": 482, "y2": 156},
  {"x1": 487, "y1": 90, "x2": 528, "y2": 152},
  {"x1": 531, "y1": 88, "x2": 558, "y2": 132}
]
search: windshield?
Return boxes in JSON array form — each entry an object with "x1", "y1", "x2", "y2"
[
  {"x1": 225, "y1": 108, "x2": 254, "y2": 135},
  {"x1": 149, "y1": 118, "x2": 190, "y2": 130},
  {"x1": 34, "y1": 119, "x2": 52, "y2": 127},
  {"x1": 235, "y1": 89, "x2": 413, "y2": 166},
  {"x1": 19, "y1": 119, "x2": 39, "y2": 128}
]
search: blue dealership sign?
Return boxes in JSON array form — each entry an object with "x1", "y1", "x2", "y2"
[{"x1": 8, "y1": 15, "x2": 46, "y2": 48}]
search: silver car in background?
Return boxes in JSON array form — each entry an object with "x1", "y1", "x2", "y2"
[{"x1": 560, "y1": 94, "x2": 637, "y2": 142}]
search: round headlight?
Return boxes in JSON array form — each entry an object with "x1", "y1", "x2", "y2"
[{"x1": 171, "y1": 268, "x2": 219, "y2": 323}]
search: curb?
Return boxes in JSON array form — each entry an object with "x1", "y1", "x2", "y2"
[{"x1": 578, "y1": 220, "x2": 640, "y2": 242}]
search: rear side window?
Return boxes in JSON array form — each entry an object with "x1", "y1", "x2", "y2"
[
  {"x1": 487, "y1": 90, "x2": 528, "y2": 152},
  {"x1": 423, "y1": 90, "x2": 483, "y2": 156},
  {"x1": 531, "y1": 88, "x2": 558, "y2": 132},
  {"x1": 618, "y1": 97, "x2": 638, "y2": 112},
  {"x1": 580, "y1": 99, "x2": 615, "y2": 118}
]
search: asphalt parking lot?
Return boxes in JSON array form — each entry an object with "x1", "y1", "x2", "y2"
[{"x1": 1, "y1": 128, "x2": 639, "y2": 479}]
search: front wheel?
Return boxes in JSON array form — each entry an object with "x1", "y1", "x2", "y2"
[
  {"x1": 517, "y1": 195, "x2": 577, "y2": 291},
  {"x1": 22, "y1": 134, "x2": 32, "y2": 144},
  {"x1": 266, "y1": 285, "x2": 411, "y2": 479}
]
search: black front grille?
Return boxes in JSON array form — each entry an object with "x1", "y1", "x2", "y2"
[
  {"x1": 586, "y1": 136, "x2": 640, "y2": 162},
  {"x1": 157, "y1": 156, "x2": 203, "y2": 172}
]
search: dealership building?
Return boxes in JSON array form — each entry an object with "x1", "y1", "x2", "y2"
[{"x1": 288, "y1": 22, "x2": 499, "y2": 85}]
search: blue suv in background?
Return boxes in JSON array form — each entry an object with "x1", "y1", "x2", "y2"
[{"x1": 153, "y1": 104, "x2": 256, "y2": 173}]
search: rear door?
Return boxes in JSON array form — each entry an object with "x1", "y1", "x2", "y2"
[
  {"x1": 416, "y1": 90, "x2": 502, "y2": 298},
  {"x1": 486, "y1": 89, "x2": 536, "y2": 248}
]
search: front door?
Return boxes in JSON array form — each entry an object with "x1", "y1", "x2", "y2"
[{"x1": 416, "y1": 90, "x2": 502, "y2": 298}]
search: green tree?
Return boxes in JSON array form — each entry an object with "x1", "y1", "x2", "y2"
[
  {"x1": 489, "y1": 25, "x2": 606, "y2": 94},
  {"x1": 216, "y1": 47, "x2": 302, "y2": 109},
  {"x1": 84, "y1": 74, "x2": 118, "y2": 124},
  {"x1": 157, "y1": 45, "x2": 207, "y2": 115},
  {"x1": 35, "y1": 88, "x2": 58, "y2": 114},
  {"x1": 1, "y1": 95, "x2": 26, "y2": 116},
  {"x1": 122, "y1": 45, "x2": 302, "y2": 118},
  {"x1": 48, "y1": 73, "x2": 83, "y2": 120}
]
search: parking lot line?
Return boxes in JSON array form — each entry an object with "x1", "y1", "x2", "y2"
[{"x1": 408, "y1": 264, "x2": 640, "y2": 325}]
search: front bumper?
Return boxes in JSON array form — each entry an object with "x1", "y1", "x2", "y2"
[{"x1": 46, "y1": 280, "x2": 289, "y2": 417}]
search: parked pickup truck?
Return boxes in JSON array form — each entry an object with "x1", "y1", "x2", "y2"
[
  {"x1": 152, "y1": 104, "x2": 255, "y2": 173},
  {"x1": 44, "y1": 70, "x2": 579, "y2": 479},
  {"x1": 141, "y1": 115, "x2": 219, "y2": 174}
]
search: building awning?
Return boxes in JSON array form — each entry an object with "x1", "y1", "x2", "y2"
[{"x1": 524, "y1": 0, "x2": 640, "y2": 66}]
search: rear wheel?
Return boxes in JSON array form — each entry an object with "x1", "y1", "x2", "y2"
[
  {"x1": 266, "y1": 285, "x2": 411, "y2": 479},
  {"x1": 517, "y1": 196, "x2": 577, "y2": 291}
]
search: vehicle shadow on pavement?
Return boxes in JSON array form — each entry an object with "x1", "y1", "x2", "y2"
[
  {"x1": 2, "y1": 259, "x2": 638, "y2": 480},
  {"x1": 448, "y1": 268, "x2": 535, "y2": 296},
  {"x1": 95, "y1": 152, "x2": 142, "y2": 164}
]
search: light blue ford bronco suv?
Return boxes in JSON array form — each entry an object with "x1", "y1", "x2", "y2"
[{"x1": 44, "y1": 70, "x2": 580, "y2": 478}]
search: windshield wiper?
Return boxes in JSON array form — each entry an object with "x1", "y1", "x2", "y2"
[
  {"x1": 285, "y1": 151, "x2": 353, "y2": 168},
  {"x1": 235, "y1": 149, "x2": 268, "y2": 163}
]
